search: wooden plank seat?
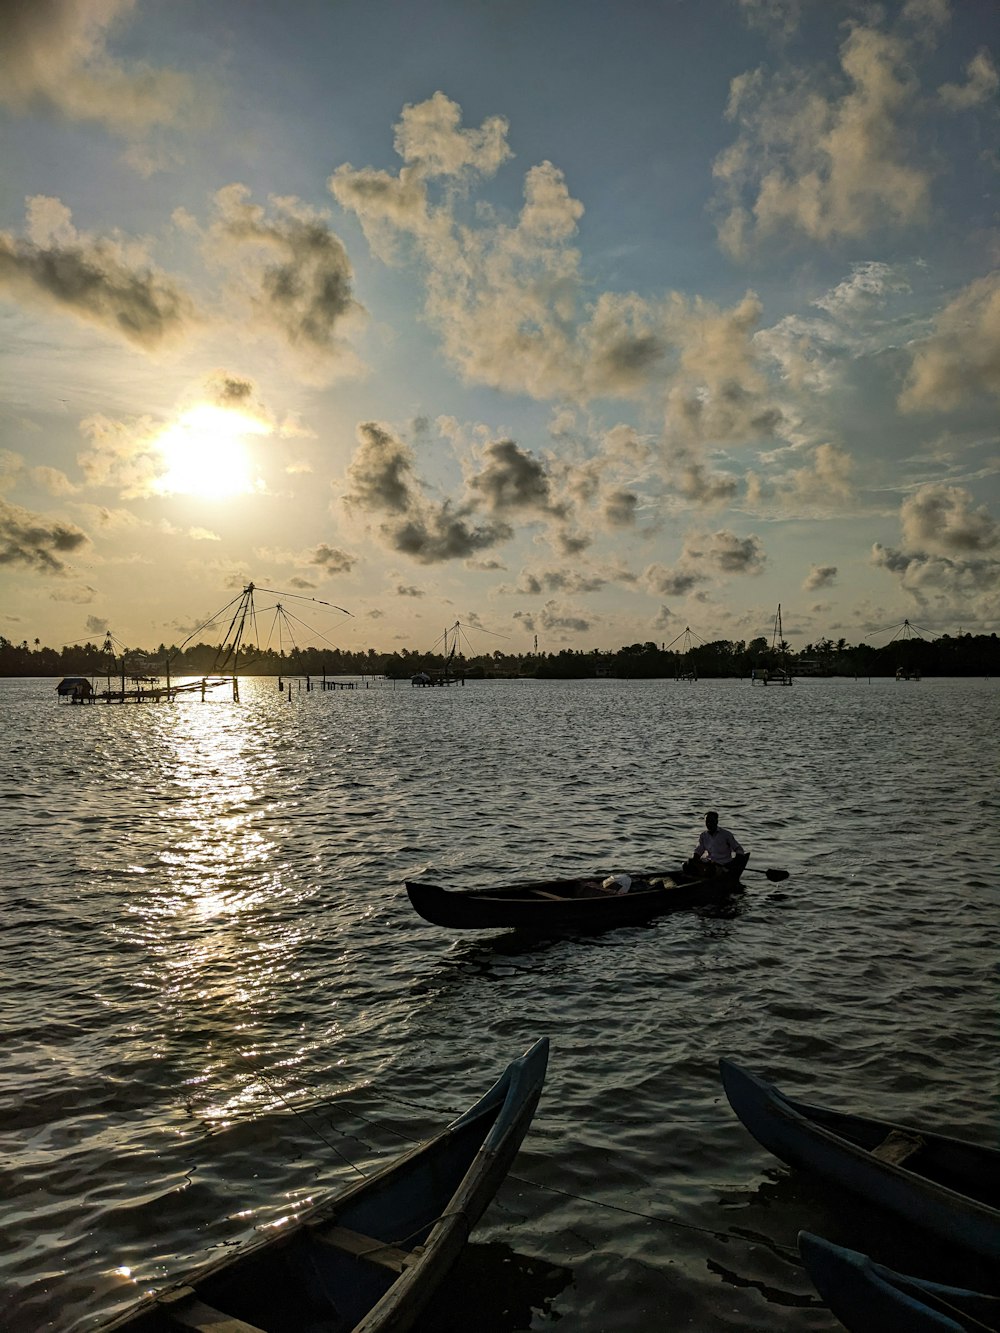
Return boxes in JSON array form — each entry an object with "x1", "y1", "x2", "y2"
[
  {"x1": 158, "y1": 1287, "x2": 267, "y2": 1333},
  {"x1": 870, "y1": 1129, "x2": 925, "y2": 1166},
  {"x1": 311, "y1": 1223, "x2": 420, "y2": 1273}
]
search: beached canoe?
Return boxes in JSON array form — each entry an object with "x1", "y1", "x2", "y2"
[
  {"x1": 798, "y1": 1231, "x2": 1000, "y2": 1332},
  {"x1": 99, "y1": 1038, "x2": 549, "y2": 1333},
  {"x1": 720, "y1": 1059, "x2": 1000, "y2": 1262},
  {"x1": 405, "y1": 859, "x2": 747, "y2": 931}
]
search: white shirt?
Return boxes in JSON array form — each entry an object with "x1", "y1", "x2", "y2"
[{"x1": 694, "y1": 826, "x2": 744, "y2": 864}]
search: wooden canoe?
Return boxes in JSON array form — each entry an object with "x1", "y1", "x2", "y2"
[
  {"x1": 798, "y1": 1231, "x2": 1000, "y2": 1332},
  {"x1": 99, "y1": 1038, "x2": 549, "y2": 1333},
  {"x1": 405, "y1": 861, "x2": 746, "y2": 932},
  {"x1": 720, "y1": 1059, "x2": 1000, "y2": 1262}
]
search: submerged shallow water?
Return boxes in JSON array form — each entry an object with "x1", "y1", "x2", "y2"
[{"x1": 1, "y1": 674, "x2": 997, "y2": 1331}]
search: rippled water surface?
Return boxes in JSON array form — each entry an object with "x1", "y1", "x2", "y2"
[{"x1": 2, "y1": 674, "x2": 997, "y2": 1331}]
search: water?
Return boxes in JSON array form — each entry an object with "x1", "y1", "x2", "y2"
[{"x1": 1, "y1": 674, "x2": 997, "y2": 1331}]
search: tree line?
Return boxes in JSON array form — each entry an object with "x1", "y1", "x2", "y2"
[{"x1": 1, "y1": 630, "x2": 997, "y2": 679}]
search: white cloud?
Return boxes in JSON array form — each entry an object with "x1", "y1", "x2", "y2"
[
  {"x1": 713, "y1": 23, "x2": 932, "y2": 255},
  {"x1": 204, "y1": 187, "x2": 365, "y2": 384},
  {"x1": 0, "y1": 197, "x2": 198, "y2": 350},
  {"x1": 899, "y1": 272, "x2": 1000, "y2": 411},
  {"x1": 939, "y1": 49, "x2": 999, "y2": 111},
  {"x1": 0, "y1": 496, "x2": 89, "y2": 573},
  {"x1": 0, "y1": 0, "x2": 192, "y2": 141}
]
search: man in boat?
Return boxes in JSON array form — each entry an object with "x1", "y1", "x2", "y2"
[{"x1": 684, "y1": 811, "x2": 747, "y2": 879}]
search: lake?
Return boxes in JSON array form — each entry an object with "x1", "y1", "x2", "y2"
[{"x1": 1, "y1": 673, "x2": 997, "y2": 1331}]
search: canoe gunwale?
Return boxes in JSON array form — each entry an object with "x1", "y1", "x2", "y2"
[
  {"x1": 98, "y1": 1039, "x2": 548, "y2": 1333},
  {"x1": 798, "y1": 1231, "x2": 1000, "y2": 1333},
  {"x1": 720, "y1": 1060, "x2": 1000, "y2": 1261},
  {"x1": 405, "y1": 871, "x2": 744, "y2": 931}
]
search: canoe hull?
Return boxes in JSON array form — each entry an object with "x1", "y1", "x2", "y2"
[
  {"x1": 405, "y1": 869, "x2": 744, "y2": 931},
  {"x1": 720, "y1": 1060, "x2": 1000, "y2": 1261},
  {"x1": 100, "y1": 1039, "x2": 549, "y2": 1333},
  {"x1": 798, "y1": 1231, "x2": 1000, "y2": 1333}
]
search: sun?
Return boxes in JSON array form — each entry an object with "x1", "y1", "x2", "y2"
[{"x1": 153, "y1": 405, "x2": 267, "y2": 499}]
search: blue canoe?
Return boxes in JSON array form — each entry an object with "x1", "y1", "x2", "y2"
[
  {"x1": 798, "y1": 1232, "x2": 1000, "y2": 1332},
  {"x1": 100, "y1": 1038, "x2": 549, "y2": 1333},
  {"x1": 719, "y1": 1059, "x2": 1000, "y2": 1262}
]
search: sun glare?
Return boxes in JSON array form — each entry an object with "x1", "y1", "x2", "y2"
[{"x1": 154, "y1": 405, "x2": 267, "y2": 499}]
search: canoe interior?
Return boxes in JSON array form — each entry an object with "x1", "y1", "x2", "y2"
[
  {"x1": 780, "y1": 1095, "x2": 1000, "y2": 1210},
  {"x1": 434, "y1": 874, "x2": 686, "y2": 902},
  {"x1": 101, "y1": 1040, "x2": 547, "y2": 1333}
]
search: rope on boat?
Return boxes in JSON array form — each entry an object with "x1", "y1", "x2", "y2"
[
  {"x1": 225, "y1": 1068, "x2": 802, "y2": 1263},
  {"x1": 235, "y1": 1048, "x2": 369, "y2": 1178}
]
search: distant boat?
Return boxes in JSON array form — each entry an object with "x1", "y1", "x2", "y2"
[
  {"x1": 757, "y1": 607, "x2": 794, "y2": 687},
  {"x1": 798, "y1": 1231, "x2": 1000, "y2": 1332},
  {"x1": 98, "y1": 1039, "x2": 548, "y2": 1333}
]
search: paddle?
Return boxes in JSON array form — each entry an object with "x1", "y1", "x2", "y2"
[{"x1": 742, "y1": 866, "x2": 790, "y2": 882}]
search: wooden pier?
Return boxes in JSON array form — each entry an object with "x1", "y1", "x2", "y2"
[{"x1": 57, "y1": 676, "x2": 229, "y2": 704}]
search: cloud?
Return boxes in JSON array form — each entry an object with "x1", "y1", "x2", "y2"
[
  {"x1": 938, "y1": 49, "x2": 999, "y2": 111},
  {"x1": 671, "y1": 461, "x2": 740, "y2": 508},
  {"x1": 871, "y1": 543, "x2": 1000, "y2": 617},
  {"x1": 31, "y1": 465, "x2": 77, "y2": 496},
  {"x1": 0, "y1": 0, "x2": 192, "y2": 139},
  {"x1": 683, "y1": 528, "x2": 767, "y2": 575},
  {"x1": 159, "y1": 519, "x2": 220, "y2": 541},
  {"x1": 549, "y1": 422, "x2": 653, "y2": 533},
  {"x1": 393, "y1": 90, "x2": 512, "y2": 178},
  {"x1": 205, "y1": 186, "x2": 364, "y2": 382},
  {"x1": 77, "y1": 413, "x2": 163, "y2": 497},
  {"x1": 502, "y1": 565, "x2": 613, "y2": 597},
  {"x1": 644, "y1": 564, "x2": 705, "y2": 597},
  {"x1": 513, "y1": 601, "x2": 592, "y2": 635},
  {"x1": 871, "y1": 483, "x2": 1000, "y2": 620},
  {"x1": 0, "y1": 451, "x2": 25, "y2": 493},
  {"x1": 899, "y1": 484, "x2": 1000, "y2": 555},
  {"x1": 341, "y1": 421, "x2": 513, "y2": 564},
  {"x1": 745, "y1": 441, "x2": 854, "y2": 512},
  {"x1": 736, "y1": 0, "x2": 803, "y2": 38},
  {"x1": 603, "y1": 490, "x2": 640, "y2": 528},
  {"x1": 657, "y1": 290, "x2": 786, "y2": 505},
  {"x1": 311, "y1": 543, "x2": 357, "y2": 575},
  {"x1": 644, "y1": 527, "x2": 766, "y2": 598},
  {"x1": 713, "y1": 22, "x2": 931, "y2": 255},
  {"x1": 332, "y1": 95, "x2": 679, "y2": 402},
  {"x1": 201, "y1": 370, "x2": 264, "y2": 413},
  {"x1": 803, "y1": 564, "x2": 838, "y2": 590},
  {"x1": 0, "y1": 196, "x2": 198, "y2": 350},
  {"x1": 899, "y1": 272, "x2": 1000, "y2": 411},
  {"x1": 468, "y1": 439, "x2": 566, "y2": 517},
  {"x1": 0, "y1": 496, "x2": 89, "y2": 572},
  {"x1": 812, "y1": 261, "x2": 911, "y2": 318}
]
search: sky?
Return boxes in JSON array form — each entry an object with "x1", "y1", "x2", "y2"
[{"x1": 1, "y1": 0, "x2": 998, "y2": 658}]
